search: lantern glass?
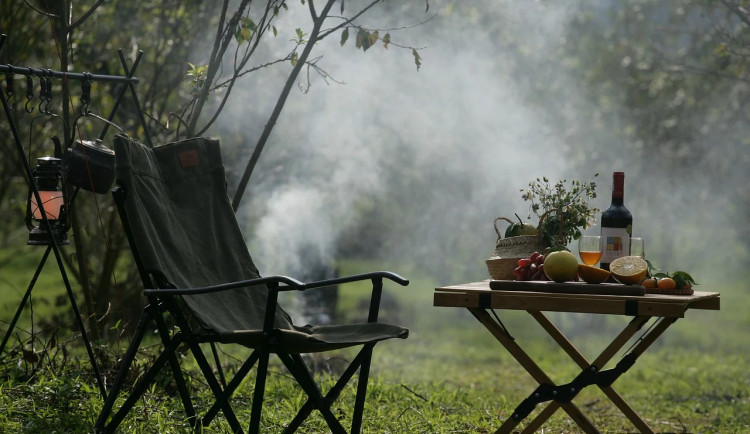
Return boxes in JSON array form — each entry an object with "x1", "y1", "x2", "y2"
[
  {"x1": 26, "y1": 156, "x2": 69, "y2": 246},
  {"x1": 31, "y1": 190, "x2": 64, "y2": 220}
]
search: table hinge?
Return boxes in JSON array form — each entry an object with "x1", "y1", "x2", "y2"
[
  {"x1": 596, "y1": 353, "x2": 637, "y2": 387},
  {"x1": 478, "y1": 293, "x2": 491, "y2": 309},
  {"x1": 512, "y1": 383, "x2": 555, "y2": 420},
  {"x1": 625, "y1": 299, "x2": 639, "y2": 316},
  {"x1": 511, "y1": 365, "x2": 602, "y2": 422}
]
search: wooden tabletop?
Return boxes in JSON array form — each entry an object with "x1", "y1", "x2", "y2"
[{"x1": 434, "y1": 280, "x2": 720, "y2": 318}]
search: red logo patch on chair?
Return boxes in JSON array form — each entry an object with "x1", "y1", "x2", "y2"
[{"x1": 178, "y1": 150, "x2": 200, "y2": 168}]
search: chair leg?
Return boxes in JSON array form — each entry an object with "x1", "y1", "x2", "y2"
[
  {"x1": 187, "y1": 339, "x2": 244, "y2": 433},
  {"x1": 351, "y1": 344, "x2": 375, "y2": 434},
  {"x1": 279, "y1": 352, "x2": 346, "y2": 434},
  {"x1": 95, "y1": 309, "x2": 151, "y2": 432},
  {"x1": 282, "y1": 348, "x2": 373, "y2": 433},
  {"x1": 210, "y1": 341, "x2": 227, "y2": 388},
  {"x1": 249, "y1": 347, "x2": 271, "y2": 433},
  {"x1": 203, "y1": 349, "x2": 261, "y2": 427},
  {"x1": 153, "y1": 308, "x2": 197, "y2": 426},
  {"x1": 96, "y1": 316, "x2": 185, "y2": 432}
]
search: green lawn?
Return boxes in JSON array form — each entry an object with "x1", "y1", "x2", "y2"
[{"x1": 0, "y1": 257, "x2": 747, "y2": 432}]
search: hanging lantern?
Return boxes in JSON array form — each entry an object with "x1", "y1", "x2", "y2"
[{"x1": 26, "y1": 156, "x2": 69, "y2": 245}]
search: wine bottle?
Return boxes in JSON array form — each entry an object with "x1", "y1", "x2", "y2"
[{"x1": 600, "y1": 171, "x2": 632, "y2": 271}]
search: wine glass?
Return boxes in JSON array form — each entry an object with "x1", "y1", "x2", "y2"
[
  {"x1": 630, "y1": 237, "x2": 645, "y2": 258},
  {"x1": 578, "y1": 235, "x2": 603, "y2": 266}
]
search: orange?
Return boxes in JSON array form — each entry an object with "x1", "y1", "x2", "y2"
[
  {"x1": 577, "y1": 264, "x2": 610, "y2": 284},
  {"x1": 641, "y1": 278, "x2": 658, "y2": 289},
  {"x1": 657, "y1": 277, "x2": 677, "y2": 290},
  {"x1": 609, "y1": 256, "x2": 648, "y2": 285}
]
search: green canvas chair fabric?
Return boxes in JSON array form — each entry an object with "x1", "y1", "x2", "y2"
[{"x1": 95, "y1": 135, "x2": 409, "y2": 433}]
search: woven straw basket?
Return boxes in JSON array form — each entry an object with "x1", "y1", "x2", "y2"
[{"x1": 486, "y1": 216, "x2": 549, "y2": 280}]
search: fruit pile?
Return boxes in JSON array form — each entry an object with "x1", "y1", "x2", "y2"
[
  {"x1": 513, "y1": 250, "x2": 550, "y2": 281},
  {"x1": 641, "y1": 271, "x2": 696, "y2": 290}
]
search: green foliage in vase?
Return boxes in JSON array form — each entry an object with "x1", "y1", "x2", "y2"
[{"x1": 521, "y1": 175, "x2": 599, "y2": 247}]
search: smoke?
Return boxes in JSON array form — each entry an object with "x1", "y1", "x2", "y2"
[
  {"x1": 219, "y1": 2, "x2": 580, "y2": 281},
  {"x1": 208, "y1": 2, "x2": 747, "y2": 334}
]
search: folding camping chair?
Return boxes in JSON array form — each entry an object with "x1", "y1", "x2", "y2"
[{"x1": 94, "y1": 135, "x2": 409, "y2": 433}]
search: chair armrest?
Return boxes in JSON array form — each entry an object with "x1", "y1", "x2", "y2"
[
  {"x1": 143, "y1": 271, "x2": 408, "y2": 299},
  {"x1": 142, "y1": 275, "x2": 304, "y2": 297},
  {"x1": 300, "y1": 271, "x2": 409, "y2": 290},
  {"x1": 298, "y1": 271, "x2": 409, "y2": 324}
]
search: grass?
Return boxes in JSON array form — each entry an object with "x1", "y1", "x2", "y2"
[{"x1": 0, "y1": 256, "x2": 748, "y2": 432}]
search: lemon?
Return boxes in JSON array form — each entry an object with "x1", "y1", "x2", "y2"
[
  {"x1": 609, "y1": 256, "x2": 648, "y2": 285},
  {"x1": 577, "y1": 264, "x2": 610, "y2": 284},
  {"x1": 543, "y1": 250, "x2": 579, "y2": 283}
]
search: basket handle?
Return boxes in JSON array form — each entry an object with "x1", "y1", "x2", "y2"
[{"x1": 493, "y1": 217, "x2": 515, "y2": 240}]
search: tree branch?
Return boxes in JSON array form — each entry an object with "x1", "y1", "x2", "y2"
[
  {"x1": 317, "y1": 0, "x2": 380, "y2": 40},
  {"x1": 69, "y1": 0, "x2": 105, "y2": 31},
  {"x1": 231, "y1": 0, "x2": 338, "y2": 210},
  {"x1": 186, "y1": 0, "x2": 251, "y2": 137},
  {"x1": 197, "y1": 1, "x2": 279, "y2": 136}
]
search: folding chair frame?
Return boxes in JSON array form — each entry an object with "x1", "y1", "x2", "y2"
[{"x1": 95, "y1": 186, "x2": 408, "y2": 433}]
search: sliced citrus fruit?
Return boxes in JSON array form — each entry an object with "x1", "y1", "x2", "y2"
[
  {"x1": 609, "y1": 256, "x2": 648, "y2": 285},
  {"x1": 577, "y1": 264, "x2": 610, "y2": 284}
]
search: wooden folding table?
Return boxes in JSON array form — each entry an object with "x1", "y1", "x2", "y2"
[{"x1": 433, "y1": 280, "x2": 720, "y2": 433}]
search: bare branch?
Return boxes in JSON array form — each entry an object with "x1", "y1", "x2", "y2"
[
  {"x1": 69, "y1": 0, "x2": 106, "y2": 31},
  {"x1": 317, "y1": 0, "x2": 380, "y2": 40},
  {"x1": 21, "y1": 0, "x2": 58, "y2": 18},
  {"x1": 720, "y1": 0, "x2": 750, "y2": 27},
  {"x1": 186, "y1": 0, "x2": 252, "y2": 136},
  {"x1": 197, "y1": 1, "x2": 281, "y2": 136}
]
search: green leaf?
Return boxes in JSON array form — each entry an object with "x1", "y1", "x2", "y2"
[
  {"x1": 291, "y1": 51, "x2": 298, "y2": 66},
  {"x1": 382, "y1": 32, "x2": 391, "y2": 49},
  {"x1": 673, "y1": 273, "x2": 688, "y2": 288},
  {"x1": 340, "y1": 27, "x2": 349, "y2": 47},
  {"x1": 370, "y1": 30, "x2": 379, "y2": 47},
  {"x1": 413, "y1": 48, "x2": 422, "y2": 71},
  {"x1": 356, "y1": 29, "x2": 372, "y2": 51},
  {"x1": 273, "y1": 26, "x2": 278, "y2": 37},
  {"x1": 672, "y1": 271, "x2": 697, "y2": 284},
  {"x1": 242, "y1": 17, "x2": 256, "y2": 32}
]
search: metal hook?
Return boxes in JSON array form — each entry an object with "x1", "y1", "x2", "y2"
[
  {"x1": 25, "y1": 75, "x2": 34, "y2": 113},
  {"x1": 38, "y1": 73, "x2": 48, "y2": 114},
  {"x1": 41, "y1": 71, "x2": 53, "y2": 115},
  {"x1": 79, "y1": 72, "x2": 91, "y2": 116}
]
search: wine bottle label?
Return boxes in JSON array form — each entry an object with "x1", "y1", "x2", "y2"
[{"x1": 600, "y1": 227, "x2": 631, "y2": 264}]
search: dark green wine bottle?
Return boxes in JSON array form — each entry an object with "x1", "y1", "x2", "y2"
[{"x1": 600, "y1": 172, "x2": 632, "y2": 271}]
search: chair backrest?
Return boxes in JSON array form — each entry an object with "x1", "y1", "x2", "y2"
[{"x1": 113, "y1": 135, "x2": 292, "y2": 333}]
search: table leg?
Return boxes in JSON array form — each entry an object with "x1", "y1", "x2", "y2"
[
  {"x1": 468, "y1": 308, "x2": 599, "y2": 434},
  {"x1": 530, "y1": 311, "x2": 677, "y2": 433}
]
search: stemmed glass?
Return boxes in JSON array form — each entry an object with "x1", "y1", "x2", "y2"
[
  {"x1": 630, "y1": 237, "x2": 645, "y2": 258},
  {"x1": 578, "y1": 235, "x2": 603, "y2": 266}
]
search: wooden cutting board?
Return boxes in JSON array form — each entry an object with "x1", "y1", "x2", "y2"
[{"x1": 489, "y1": 280, "x2": 646, "y2": 296}]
